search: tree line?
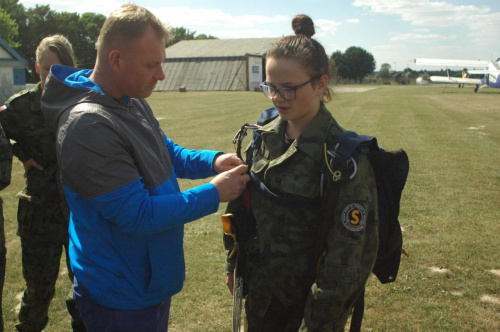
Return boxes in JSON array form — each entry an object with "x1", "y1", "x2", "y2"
[
  {"x1": 1, "y1": 0, "x2": 383, "y2": 85},
  {"x1": 0, "y1": 0, "x2": 217, "y2": 83}
]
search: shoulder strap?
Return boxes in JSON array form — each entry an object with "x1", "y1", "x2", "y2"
[{"x1": 334, "y1": 131, "x2": 378, "y2": 159}]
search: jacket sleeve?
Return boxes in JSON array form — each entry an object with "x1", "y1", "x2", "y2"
[
  {"x1": 164, "y1": 135, "x2": 221, "y2": 179},
  {"x1": 78, "y1": 177, "x2": 219, "y2": 236},
  {"x1": 0, "y1": 99, "x2": 31, "y2": 163},
  {"x1": 300, "y1": 155, "x2": 379, "y2": 331}
]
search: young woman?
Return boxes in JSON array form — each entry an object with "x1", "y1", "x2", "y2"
[
  {"x1": 225, "y1": 15, "x2": 379, "y2": 331},
  {"x1": 1, "y1": 35, "x2": 86, "y2": 331}
]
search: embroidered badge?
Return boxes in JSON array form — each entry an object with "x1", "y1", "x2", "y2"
[{"x1": 341, "y1": 203, "x2": 366, "y2": 231}]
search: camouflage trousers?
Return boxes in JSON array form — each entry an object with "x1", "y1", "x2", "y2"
[
  {"x1": 0, "y1": 200, "x2": 6, "y2": 332},
  {"x1": 245, "y1": 294, "x2": 303, "y2": 332},
  {"x1": 16, "y1": 238, "x2": 86, "y2": 332}
]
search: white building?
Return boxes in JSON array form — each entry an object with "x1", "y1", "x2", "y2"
[
  {"x1": 0, "y1": 37, "x2": 26, "y2": 103},
  {"x1": 157, "y1": 38, "x2": 279, "y2": 92}
]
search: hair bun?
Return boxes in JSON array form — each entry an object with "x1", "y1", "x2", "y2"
[{"x1": 292, "y1": 14, "x2": 315, "y2": 38}]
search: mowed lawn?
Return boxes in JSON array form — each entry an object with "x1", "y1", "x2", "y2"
[{"x1": 1, "y1": 84, "x2": 499, "y2": 331}]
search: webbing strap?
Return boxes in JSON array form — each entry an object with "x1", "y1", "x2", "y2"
[
  {"x1": 335, "y1": 131, "x2": 378, "y2": 158},
  {"x1": 250, "y1": 171, "x2": 319, "y2": 209}
]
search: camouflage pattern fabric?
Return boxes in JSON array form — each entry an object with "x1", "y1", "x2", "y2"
[
  {"x1": 230, "y1": 104, "x2": 379, "y2": 331},
  {"x1": 16, "y1": 239, "x2": 85, "y2": 332},
  {"x1": 0, "y1": 200, "x2": 6, "y2": 332},
  {"x1": 0, "y1": 117, "x2": 13, "y2": 332},
  {"x1": 2, "y1": 84, "x2": 86, "y2": 332}
]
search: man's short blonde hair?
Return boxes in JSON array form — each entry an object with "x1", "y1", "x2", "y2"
[
  {"x1": 96, "y1": 2, "x2": 172, "y2": 52},
  {"x1": 36, "y1": 34, "x2": 77, "y2": 67}
]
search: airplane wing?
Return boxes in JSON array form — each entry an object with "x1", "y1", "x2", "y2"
[
  {"x1": 467, "y1": 69, "x2": 498, "y2": 75},
  {"x1": 414, "y1": 58, "x2": 489, "y2": 68},
  {"x1": 429, "y1": 76, "x2": 483, "y2": 85}
]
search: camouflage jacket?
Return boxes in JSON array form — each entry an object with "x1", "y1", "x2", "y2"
[
  {"x1": 231, "y1": 104, "x2": 379, "y2": 331},
  {"x1": 1, "y1": 83, "x2": 69, "y2": 239},
  {"x1": 0, "y1": 122, "x2": 12, "y2": 192}
]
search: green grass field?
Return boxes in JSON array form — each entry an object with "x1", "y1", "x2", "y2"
[{"x1": 1, "y1": 84, "x2": 499, "y2": 331}]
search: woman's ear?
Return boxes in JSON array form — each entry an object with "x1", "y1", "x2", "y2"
[{"x1": 317, "y1": 74, "x2": 329, "y2": 95}]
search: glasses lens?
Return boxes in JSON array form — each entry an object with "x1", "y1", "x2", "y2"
[
  {"x1": 261, "y1": 85, "x2": 273, "y2": 99},
  {"x1": 279, "y1": 88, "x2": 295, "y2": 101}
]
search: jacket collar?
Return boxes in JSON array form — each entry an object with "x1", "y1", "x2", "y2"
[{"x1": 259, "y1": 103, "x2": 334, "y2": 162}]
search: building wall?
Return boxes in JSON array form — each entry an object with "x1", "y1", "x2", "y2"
[
  {"x1": 157, "y1": 57, "x2": 250, "y2": 92},
  {"x1": 0, "y1": 67, "x2": 25, "y2": 104},
  {"x1": 248, "y1": 56, "x2": 263, "y2": 92}
]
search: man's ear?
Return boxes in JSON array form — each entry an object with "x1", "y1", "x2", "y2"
[
  {"x1": 109, "y1": 50, "x2": 122, "y2": 72},
  {"x1": 35, "y1": 62, "x2": 40, "y2": 75}
]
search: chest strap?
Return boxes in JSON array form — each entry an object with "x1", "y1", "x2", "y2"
[{"x1": 249, "y1": 171, "x2": 320, "y2": 209}]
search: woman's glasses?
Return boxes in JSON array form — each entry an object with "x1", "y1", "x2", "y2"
[{"x1": 260, "y1": 76, "x2": 321, "y2": 101}]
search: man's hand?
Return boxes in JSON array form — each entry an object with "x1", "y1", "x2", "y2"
[
  {"x1": 213, "y1": 153, "x2": 244, "y2": 173},
  {"x1": 23, "y1": 158, "x2": 43, "y2": 176},
  {"x1": 226, "y1": 271, "x2": 234, "y2": 295},
  {"x1": 211, "y1": 164, "x2": 249, "y2": 202}
]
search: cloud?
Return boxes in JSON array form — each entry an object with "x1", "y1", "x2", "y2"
[
  {"x1": 314, "y1": 19, "x2": 342, "y2": 37},
  {"x1": 353, "y1": 0, "x2": 500, "y2": 48},
  {"x1": 155, "y1": 7, "x2": 288, "y2": 29},
  {"x1": 346, "y1": 18, "x2": 360, "y2": 23},
  {"x1": 20, "y1": 0, "x2": 121, "y2": 15},
  {"x1": 390, "y1": 33, "x2": 457, "y2": 42},
  {"x1": 353, "y1": 0, "x2": 490, "y2": 27}
]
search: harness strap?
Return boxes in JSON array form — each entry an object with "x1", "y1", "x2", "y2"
[
  {"x1": 249, "y1": 171, "x2": 319, "y2": 209},
  {"x1": 335, "y1": 131, "x2": 378, "y2": 158}
]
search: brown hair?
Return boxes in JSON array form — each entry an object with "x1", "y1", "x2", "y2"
[
  {"x1": 36, "y1": 34, "x2": 77, "y2": 67},
  {"x1": 96, "y1": 2, "x2": 172, "y2": 53},
  {"x1": 267, "y1": 14, "x2": 331, "y2": 102}
]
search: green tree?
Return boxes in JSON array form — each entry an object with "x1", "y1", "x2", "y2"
[
  {"x1": 330, "y1": 47, "x2": 376, "y2": 83},
  {"x1": 75, "y1": 13, "x2": 106, "y2": 68},
  {"x1": 380, "y1": 63, "x2": 392, "y2": 71},
  {"x1": 166, "y1": 27, "x2": 197, "y2": 47},
  {"x1": 342, "y1": 46, "x2": 376, "y2": 83},
  {"x1": 378, "y1": 63, "x2": 392, "y2": 81},
  {"x1": 0, "y1": 0, "x2": 27, "y2": 51},
  {"x1": 166, "y1": 27, "x2": 218, "y2": 46},
  {"x1": 0, "y1": 7, "x2": 19, "y2": 47},
  {"x1": 195, "y1": 34, "x2": 218, "y2": 40},
  {"x1": 331, "y1": 50, "x2": 347, "y2": 83}
]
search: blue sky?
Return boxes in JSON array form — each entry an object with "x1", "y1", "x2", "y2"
[{"x1": 19, "y1": 0, "x2": 500, "y2": 71}]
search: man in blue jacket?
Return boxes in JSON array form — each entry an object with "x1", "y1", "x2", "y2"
[{"x1": 41, "y1": 4, "x2": 249, "y2": 331}]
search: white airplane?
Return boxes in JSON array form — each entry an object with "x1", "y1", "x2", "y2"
[{"x1": 414, "y1": 58, "x2": 500, "y2": 92}]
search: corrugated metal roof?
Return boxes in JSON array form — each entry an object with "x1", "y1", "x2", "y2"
[{"x1": 165, "y1": 38, "x2": 280, "y2": 59}]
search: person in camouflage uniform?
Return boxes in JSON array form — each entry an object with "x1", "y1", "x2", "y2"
[
  {"x1": 0, "y1": 121, "x2": 13, "y2": 332},
  {"x1": 0, "y1": 35, "x2": 86, "y2": 332},
  {"x1": 225, "y1": 15, "x2": 379, "y2": 331}
]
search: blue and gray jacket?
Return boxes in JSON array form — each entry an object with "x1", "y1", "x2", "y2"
[{"x1": 41, "y1": 65, "x2": 221, "y2": 310}]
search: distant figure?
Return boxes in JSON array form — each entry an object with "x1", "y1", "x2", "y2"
[
  {"x1": 41, "y1": 3, "x2": 249, "y2": 332},
  {"x1": 0, "y1": 122, "x2": 13, "y2": 332},
  {"x1": 0, "y1": 35, "x2": 86, "y2": 332},
  {"x1": 459, "y1": 68, "x2": 468, "y2": 88}
]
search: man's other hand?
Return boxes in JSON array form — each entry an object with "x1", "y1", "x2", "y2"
[
  {"x1": 211, "y1": 164, "x2": 249, "y2": 202},
  {"x1": 213, "y1": 153, "x2": 244, "y2": 173}
]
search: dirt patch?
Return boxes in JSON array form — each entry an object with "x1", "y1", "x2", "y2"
[
  {"x1": 15, "y1": 291, "x2": 23, "y2": 313},
  {"x1": 480, "y1": 295, "x2": 500, "y2": 305},
  {"x1": 489, "y1": 269, "x2": 500, "y2": 277},
  {"x1": 429, "y1": 266, "x2": 450, "y2": 274}
]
